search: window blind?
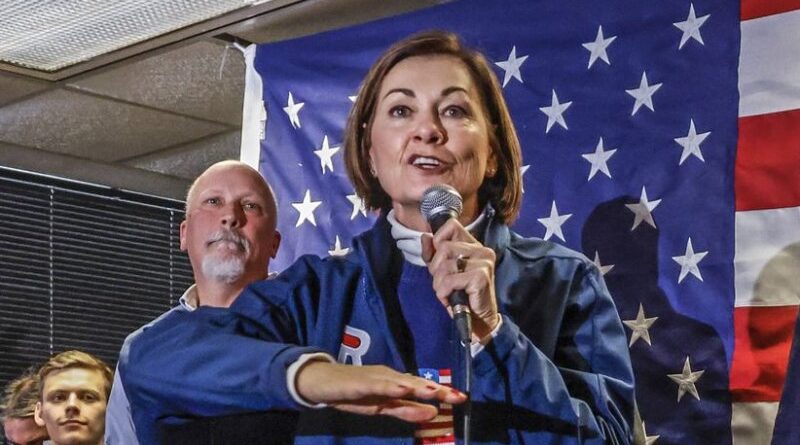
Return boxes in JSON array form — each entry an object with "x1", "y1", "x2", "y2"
[{"x1": 0, "y1": 166, "x2": 193, "y2": 397}]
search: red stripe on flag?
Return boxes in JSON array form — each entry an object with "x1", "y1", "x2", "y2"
[
  {"x1": 730, "y1": 305, "x2": 799, "y2": 402},
  {"x1": 736, "y1": 110, "x2": 800, "y2": 211},
  {"x1": 419, "y1": 420, "x2": 454, "y2": 430},
  {"x1": 418, "y1": 436, "x2": 455, "y2": 444},
  {"x1": 741, "y1": 0, "x2": 800, "y2": 20}
]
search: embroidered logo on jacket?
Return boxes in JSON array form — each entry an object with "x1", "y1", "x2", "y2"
[{"x1": 338, "y1": 325, "x2": 371, "y2": 366}]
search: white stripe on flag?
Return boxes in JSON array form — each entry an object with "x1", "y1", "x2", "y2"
[
  {"x1": 416, "y1": 428, "x2": 455, "y2": 438},
  {"x1": 739, "y1": 9, "x2": 800, "y2": 117},
  {"x1": 734, "y1": 206, "x2": 800, "y2": 307},
  {"x1": 732, "y1": 402, "x2": 780, "y2": 445},
  {"x1": 238, "y1": 43, "x2": 266, "y2": 168}
]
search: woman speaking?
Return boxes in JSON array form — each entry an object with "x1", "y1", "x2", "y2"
[
  {"x1": 121, "y1": 31, "x2": 636, "y2": 445},
  {"x1": 258, "y1": 30, "x2": 634, "y2": 444}
]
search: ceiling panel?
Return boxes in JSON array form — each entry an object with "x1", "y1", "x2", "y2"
[
  {"x1": 68, "y1": 40, "x2": 245, "y2": 126},
  {"x1": 0, "y1": 71, "x2": 51, "y2": 106},
  {"x1": 227, "y1": 0, "x2": 444, "y2": 44},
  {"x1": 0, "y1": 0, "x2": 259, "y2": 72},
  {"x1": 0, "y1": 141, "x2": 190, "y2": 200},
  {"x1": 0, "y1": 88, "x2": 229, "y2": 162},
  {"x1": 124, "y1": 130, "x2": 241, "y2": 180}
]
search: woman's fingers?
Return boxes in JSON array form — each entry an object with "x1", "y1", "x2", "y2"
[
  {"x1": 332, "y1": 399, "x2": 439, "y2": 423},
  {"x1": 431, "y1": 218, "x2": 478, "y2": 245},
  {"x1": 297, "y1": 362, "x2": 467, "y2": 423},
  {"x1": 325, "y1": 365, "x2": 467, "y2": 422},
  {"x1": 421, "y1": 233, "x2": 435, "y2": 264}
]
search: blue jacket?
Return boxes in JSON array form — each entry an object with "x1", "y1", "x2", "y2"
[
  {"x1": 118, "y1": 208, "x2": 635, "y2": 444},
  {"x1": 113, "y1": 301, "x2": 318, "y2": 444}
]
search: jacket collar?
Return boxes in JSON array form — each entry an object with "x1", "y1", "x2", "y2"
[{"x1": 478, "y1": 204, "x2": 511, "y2": 262}]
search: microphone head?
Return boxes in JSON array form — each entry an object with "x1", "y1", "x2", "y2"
[{"x1": 420, "y1": 185, "x2": 463, "y2": 231}]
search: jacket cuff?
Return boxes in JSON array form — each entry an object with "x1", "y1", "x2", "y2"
[
  {"x1": 260, "y1": 345, "x2": 327, "y2": 409},
  {"x1": 470, "y1": 314, "x2": 503, "y2": 357},
  {"x1": 473, "y1": 314, "x2": 520, "y2": 376},
  {"x1": 286, "y1": 352, "x2": 336, "y2": 408}
]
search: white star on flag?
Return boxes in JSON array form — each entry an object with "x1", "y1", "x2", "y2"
[
  {"x1": 592, "y1": 251, "x2": 614, "y2": 276},
  {"x1": 625, "y1": 72, "x2": 662, "y2": 115},
  {"x1": 283, "y1": 92, "x2": 304, "y2": 129},
  {"x1": 495, "y1": 46, "x2": 529, "y2": 87},
  {"x1": 668, "y1": 356, "x2": 705, "y2": 402},
  {"x1": 291, "y1": 189, "x2": 322, "y2": 227},
  {"x1": 582, "y1": 25, "x2": 617, "y2": 68},
  {"x1": 346, "y1": 193, "x2": 368, "y2": 220},
  {"x1": 520, "y1": 164, "x2": 531, "y2": 193},
  {"x1": 348, "y1": 95, "x2": 358, "y2": 103},
  {"x1": 539, "y1": 89, "x2": 572, "y2": 133},
  {"x1": 641, "y1": 422, "x2": 660, "y2": 445},
  {"x1": 537, "y1": 201, "x2": 572, "y2": 242},
  {"x1": 314, "y1": 135, "x2": 340, "y2": 174},
  {"x1": 625, "y1": 187, "x2": 661, "y2": 230},
  {"x1": 672, "y1": 237, "x2": 708, "y2": 283},
  {"x1": 674, "y1": 119, "x2": 710, "y2": 165},
  {"x1": 623, "y1": 304, "x2": 658, "y2": 347},
  {"x1": 328, "y1": 235, "x2": 350, "y2": 256},
  {"x1": 674, "y1": 3, "x2": 710, "y2": 49},
  {"x1": 581, "y1": 137, "x2": 616, "y2": 180}
]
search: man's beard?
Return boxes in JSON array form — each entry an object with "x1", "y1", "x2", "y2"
[{"x1": 201, "y1": 229, "x2": 250, "y2": 284}]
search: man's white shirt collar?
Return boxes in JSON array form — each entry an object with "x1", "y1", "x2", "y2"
[
  {"x1": 178, "y1": 284, "x2": 199, "y2": 311},
  {"x1": 179, "y1": 272, "x2": 278, "y2": 310}
]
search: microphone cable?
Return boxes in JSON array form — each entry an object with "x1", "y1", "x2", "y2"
[
  {"x1": 460, "y1": 330, "x2": 472, "y2": 445},
  {"x1": 453, "y1": 253, "x2": 472, "y2": 445}
]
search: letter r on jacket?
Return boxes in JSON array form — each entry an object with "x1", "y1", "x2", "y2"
[{"x1": 338, "y1": 325, "x2": 371, "y2": 366}]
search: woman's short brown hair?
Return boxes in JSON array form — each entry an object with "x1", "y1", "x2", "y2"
[{"x1": 343, "y1": 30, "x2": 523, "y2": 224}]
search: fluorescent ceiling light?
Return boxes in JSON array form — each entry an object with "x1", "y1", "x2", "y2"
[{"x1": 0, "y1": 0, "x2": 258, "y2": 72}]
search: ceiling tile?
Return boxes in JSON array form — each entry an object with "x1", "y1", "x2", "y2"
[
  {"x1": 0, "y1": 1, "x2": 254, "y2": 72},
  {"x1": 0, "y1": 88, "x2": 228, "y2": 162},
  {"x1": 0, "y1": 71, "x2": 51, "y2": 106},
  {"x1": 68, "y1": 40, "x2": 244, "y2": 126},
  {"x1": 228, "y1": 0, "x2": 444, "y2": 44},
  {"x1": 124, "y1": 130, "x2": 241, "y2": 180},
  {"x1": 0, "y1": 141, "x2": 190, "y2": 200}
]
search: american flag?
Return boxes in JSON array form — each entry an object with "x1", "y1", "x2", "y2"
[{"x1": 240, "y1": 0, "x2": 800, "y2": 443}]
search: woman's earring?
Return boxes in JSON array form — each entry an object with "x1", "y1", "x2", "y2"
[{"x1": 369, "y1": 163, "x2": 377, "y2": 177}]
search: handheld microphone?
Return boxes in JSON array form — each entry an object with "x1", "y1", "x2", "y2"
[{"x1": 420, "y1": 184, "x2": 472, "y2": 345}]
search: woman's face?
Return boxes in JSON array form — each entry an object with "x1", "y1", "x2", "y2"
[{"x1": 369, "y1": 54, "x2": 496, "y2": 229}]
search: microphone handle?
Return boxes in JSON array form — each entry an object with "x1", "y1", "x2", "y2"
[{"x1": 450, "y1": 290, "x2": 472, "y2": 345}]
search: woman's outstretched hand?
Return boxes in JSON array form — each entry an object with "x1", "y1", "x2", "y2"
[{"x1": 296, "y1": 360, "x2": 467, "y2": 422}]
